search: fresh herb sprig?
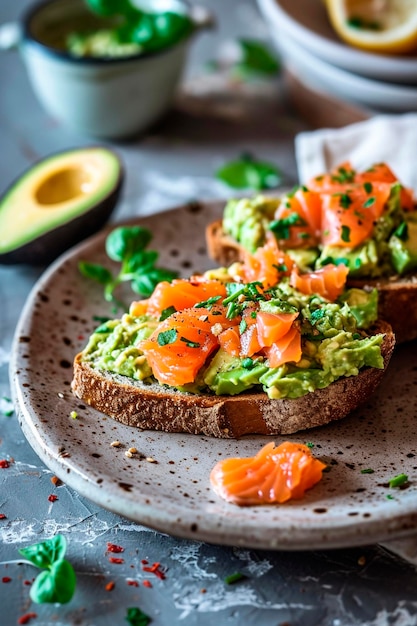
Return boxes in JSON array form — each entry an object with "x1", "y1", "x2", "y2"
[
  {"x1": 79, "y1": 226, "x2": 178, "y2": 310},
  {"x1": 82, "y1": 0, "x2": 193, "y2": 53},
  {"x1": 19, "y1": 535, "x2": 76, "y2": 604},
  {"x1": 233, "y1": 39, "x2": 280, "y2": 78},
  {"x1": 216, "y1": 153, "x2": 282, "y2": 191}
]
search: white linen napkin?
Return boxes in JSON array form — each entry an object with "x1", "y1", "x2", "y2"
[{"x1": 295, "y1": 113, "x2": 417, "y2": 193}]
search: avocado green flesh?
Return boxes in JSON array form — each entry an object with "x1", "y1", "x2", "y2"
[
  {"x1": 389, "y1": 219, "x2": 417, "y2": 274},
  {"x1": 0, "y1": 147, "x2": 122, "y2": 255},
  {"x1": 223, "y1": 186, "x2": 417, "y2": 278},
  {"x1": 80, "y1": 286, "x2": 383, "y2": 400}
]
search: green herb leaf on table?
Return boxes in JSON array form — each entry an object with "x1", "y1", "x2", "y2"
[
  {"x1": 18, "y1": 535, "x2": 76, "y2": 604},
  {"x1": 216, "y1": 154, "x2": 282, "y2": 191},
  {"x1": 79, "y1": 226, "x2": 178, "y2": 310},
  {"x1": 126, "y1": 606, "x2": 152, "y2": 626},
  {"x1": 234, "y1": 39, "x2": 280, "y2": 78}
]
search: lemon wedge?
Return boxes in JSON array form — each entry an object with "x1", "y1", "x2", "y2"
[{"x1": 325, "y1": 0, "x2": 417, "y2": 54}]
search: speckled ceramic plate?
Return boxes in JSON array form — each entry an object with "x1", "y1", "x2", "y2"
[{"x1": 10, "y1": 201, "x2": 417, "y2": 550}]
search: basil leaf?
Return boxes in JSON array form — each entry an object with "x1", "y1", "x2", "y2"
[
  {"x1": 19, "y1": 535, "x2": 67, "y2": 569},
  {"x1": 78, "y1": 262, "x2": 112, "y2": 285},
  {"x1": 106, "y1": 226, "x2": 152, "y2": 262},
  {"x1": 216, "y1": 154, "x2": 282, "y2": 191},
  {"x1": 236, "y1": 39, "x2": 279, "y2": 77},
  {"x1": 341, "y1": 225, "x2": 351, "y2": 243},
  {"x1": 30, "y1": 559, "x2": 76, "y2": 604}
]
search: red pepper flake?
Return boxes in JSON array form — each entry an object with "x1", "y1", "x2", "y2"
[
  {"x1": 0, "y1": 460, "x2": 9, "y2": 469},
  {"x1": 0, "y1": 514, "x2": 6, "y2": 520},
  {"x1": 51, "y1": 476, "x2": 63, "y2": 487},
  {"x1": 108, "y1": 557, "x2": 124, "y2": 564},
  {"x1": 142, "y1": 562, "x2": 166, "y2": 580},
  {"x1": 127, "y1": 579, "x2": 139, "y2": 587},
  {"x1": 23, "y1": 579, "x2": 33, "y2": 586},
  {"x1": 141, "y1": 559, "x2": 149, "y2": 565},
  {"x1": 106, "y1": 542, "x2": 124, "y2": 553},
  {"x1": 48, "y1": 494, "x2": 58, "y2": 502},
  {"x1": 142, "y1": 580, "x2": 152, "y2": 588},
  {"x1": 78, "y1": 335, "x2": 85, "y2": 341},
  {"x1": 18, "y1": 614, "x2": 37, "y2": 625},
  {"x1": 2, "y1": 577, "x2": 11, "y2": 583},
  {"x1": 105, "y1": 581, "x2": 115, "y2": 591}
]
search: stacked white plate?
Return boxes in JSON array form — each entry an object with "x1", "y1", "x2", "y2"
[{"x1": 257, "y1": 0, "x2": 417, "y2": 115}]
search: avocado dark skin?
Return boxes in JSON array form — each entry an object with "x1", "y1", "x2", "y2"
[{"x1": 0, "y1": 147, "x2": 124, "y2": 265}]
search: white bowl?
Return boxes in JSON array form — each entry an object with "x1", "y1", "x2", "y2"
[
  {"x1": 257, "y1": 0, "x2": 417, "y2": 84},
  {"x1": 278, "y1": 32, "x2": 417, "y2": 113},
  {"x1": 3, "y1": 0, "x2": 211, "y2": 139}
]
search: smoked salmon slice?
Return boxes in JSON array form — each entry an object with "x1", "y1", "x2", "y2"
[
  {"x1": 272, "y1": 187, "x2": 322, "y2": 248},
  {"x1": 238, "y1": 237, "x2": 294, "y2": 288},
  {"x1": 290, "y1": 264, "x2": 349, "y2": 301},
  {"x1": 210, "y1": 441, "x2": 326, "y2": 506},
  {"x1": 138, "y1": 306, "x2": 235, "y2": 387},
  {"x1": 130, "y1": 279, "x2": 227, "y2": 319}
]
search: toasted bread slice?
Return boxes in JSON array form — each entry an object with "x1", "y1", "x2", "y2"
[
  {"x1": 206, "y1": 220, "x2": 417, "y2": 344},
  {"x1": 72, "y1": 321, "x2": 394, "y2": 438}
]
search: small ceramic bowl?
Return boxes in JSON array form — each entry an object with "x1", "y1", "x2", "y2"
[{"x1": 1, "y1": 0, "x2": 212, "y2": 138}]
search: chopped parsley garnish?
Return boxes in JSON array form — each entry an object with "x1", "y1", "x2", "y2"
[
  {"x1": 223, "y1": 282, "x2": 264, "y2": 319},
  {"x1": 394, "y1": 221, "x2": 409, "y2": 241},
  {"x1": 195, "y1": 295, "x2": 222, "y2": 309},
  {"x1": 239, "y1": 319, "x2": 248, "y2": 334},
  {"x1": 251, "y1": 311, "x2": 257, "y2": 319},
  {"x1": 339, "y1": 193, "x2": 353, "y2": 209},
  {"x1": 341, "y1": 225, "x2": 351, "y2": 243},
  {"x1": 388, "y1": 473, "x2": 408, "y2": 488},
  {"x1": 331, "y1": 167, "x2": 355, "y2": 184},
  {"x1": 363, "y1": 196, "x2": 376, "y2": 208},
  {"x1": 157, "y1": 329, "x2": 177, "y2": 346},
  {"x1": 305, "y1": 442, "x2": 314, "y2": 449},
  {"x1": 224, "y1": 572, "x2": 246, "y2": 585},
  {"x1": 320, "y1": 256, "x2": 349, "y2": 267},
  {"x1": 273, "y1": 263, "x2": 288, "y2": 272},
  {"x1": 270, "y1": 213, "x2": 305, "y2": 240},
  {"x1": 242, "y1": 357, "x2": 255, "y2": 370},
  {"x1": 363, "y1": 182, "x2": 373, "y2": 194},
  {"x1": 360, "y1": 468, "x2": 374, "y2": 474},
  {"x1": 310, "y1": 308, "x2": 326, "y2": 324},
  {"x1": 180, "y1": 336, "x2": 200, "y2": 348},
  {"x1": 159, "y1": 306, "x2": 176, "y2": 321}
]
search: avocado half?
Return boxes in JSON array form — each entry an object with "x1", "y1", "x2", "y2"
[{"x1": 0, "y1": 147, "x2": 124, "y2": 264}]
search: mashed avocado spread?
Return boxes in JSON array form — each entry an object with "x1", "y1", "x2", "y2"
[
  {"x1": 223, "y1": 184, "x2": 417, "y2": 278},
  {"x1": 81, "y1": 281, "x2": 384, "y2": 400}
]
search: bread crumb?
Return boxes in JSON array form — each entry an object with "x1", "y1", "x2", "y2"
[
  {"x1": 146, "y1": 457, "x2": 157, "y2": 463},
  {"x1": 358, "y1": 555, "x2": 366, "y2": 566},
  {"x1": 111, "y1": 441, "x2": 121, "y2": 448},
  {"x1": 128, "y1": 447, "x2": 138, "y2": 454},
  {"x1": 125, "y1": 451, "x2": 133, "y2": 458},
  {"x1": 57, "y1": 392, "x2": 64, "y2": 399}
]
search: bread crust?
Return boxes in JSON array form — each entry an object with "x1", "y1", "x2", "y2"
[
  {"x1": 71, "y1": 321, "x2": 394, "y2": 438},
  {"x1": 205, "y1": 220, "x2": 417, "y2": 343}
]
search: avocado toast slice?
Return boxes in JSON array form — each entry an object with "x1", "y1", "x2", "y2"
[
  {"x1": 72, "y1": 239, "x2": 395, "y2": 438},
  {"x1": 206, "y1": 162, "x2": 417, "y2": 343}
]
